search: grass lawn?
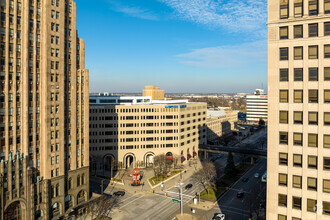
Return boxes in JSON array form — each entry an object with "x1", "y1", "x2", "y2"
[
  {"x1": 111, "y1": 178, "x2": 123, "y2": 183},
  {"x1": 148, "y1": 170, "x2": 182, "y2": 186}
]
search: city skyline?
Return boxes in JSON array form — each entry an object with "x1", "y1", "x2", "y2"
[{"x1": 76, "y1": 0, "x2": 268, "y2": 93}]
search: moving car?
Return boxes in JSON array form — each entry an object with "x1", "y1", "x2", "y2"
[
  {"x1": 254, "y1": 173, "x2": 260, "y2": 178},
  {"x1": 114, "y1": 191, "x2": 125, "y2": 196},
  {"x1": 242, "y1": 177, "x2": 249, "y2": 182},
  {"x1": 185, "y1": 183, "x2": 193, "y2": 189},
  {"x1": 212, "y1": 213, "x2": 225, "y2": 220},
  {"x1": 236, "y1": 191, "x2": 244, "y2": 198}
]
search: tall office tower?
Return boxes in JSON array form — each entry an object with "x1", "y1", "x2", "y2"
[
  {"x1": 0, "y1": 0, "x2": 89, "y2": 219},
  {"x1": 268, "y1": 0, "x2": 330, "y2": 219}
]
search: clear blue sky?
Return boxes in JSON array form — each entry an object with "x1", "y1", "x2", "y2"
[{"x1": 76, "y1": 0, "x2": 267, "y2": 93}]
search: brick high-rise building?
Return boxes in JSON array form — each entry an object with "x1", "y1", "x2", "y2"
[
  {"x1": 0, "y1": 0, "x2": 89, "y2": 219},
  {"x1": 268, "y1": 0, "x2": 330, "y2": 219}
]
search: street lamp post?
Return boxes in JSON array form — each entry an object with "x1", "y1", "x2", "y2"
[{"x1": 174, "y1": 182, "x2": 184, "y2": 216}]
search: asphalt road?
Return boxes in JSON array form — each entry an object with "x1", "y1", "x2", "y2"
[{"x1": 217, "y1": 159, "x2": 267, "y2": 220}]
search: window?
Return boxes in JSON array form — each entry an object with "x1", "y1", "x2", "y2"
[
  {"x1": 309, "y1": 90, "x2": 318, "y2": 103},
  {"x1": 307, "y1": 199, "x2": 317, "y2": 212},
  {"x1": 280, "y1": 69, "x2": 289, "y2": 81},
  {"x1": 294, "y1": 133, "x2": 303, "y2": 145},
  {"x1": 323, "y1": 201, "x2": 330, "y2": 215},
  {"x1": 309, "y1": 68, "x2": 318, "y2": 81},
  {"x1": 308, "y1": 177, "x2": 317, "y2": 191},
  {"x1": 280, "y1": 0, "x2": 289, "y2": 19},
  {"x1": 325, "y1": 0, "x2": 330, "y2": 13},
  {"x1": 278, "y1": 194, "x2": 287, "y2": 207},
  {"x1": 294, "y1": 111, "x2": 303, "y2": 124},
  {"x1": 292, "y1": 218, "x2": 301, "y2": 220},
  {"x1": 309, "y1": 46, "x2": 318, "y2": 59},
  {"x1": 309, "y1": 0, "x2": 318, "y2": 15},
  {"x1": 325, "y1": 113, "x2": 330, "y2": 125},
  {"x1": 293, "y1": 175, "x2": 302, "y2": 188},
  {"x1": 325, "y1": 67, "x2": 330, "y2": 80},
  {"x1": 293, "y1": 154, "x2": 302, "y2": 167},
  {"x1": 280, "y1": 90, "x2": 289, "y2": 102},
  {"x1": 294, "y1": 25, "x2": 303, "y2": 38},
  {"x1": 280, "y1": 132, "x2": 288, "y2": 144},
  {"x1": 325, "y1": 22, "x2": 330, "y2": 35},
  {"x1": 309, "y1": 23, "x2": 318, "y2": 37},
  {"x1": 279, "y1": 153, "x2": 288, "y2": 165},
  {"x1": 308, "y1": 156, "x2": 317, "y2": 169},
  {"x1": 292, "y1": 197, "x2": 302, "y2": 210},
  {"x1": 308, "y1": 134, "x2": 318, "y2": 147},
  {"x1": 323, "y1": 179, "x2": 330, "y2": 193},
  {"x1": 294, "y1": 90, "x2": 303, "y2": 103},
  {"x1": 325, "y1": 45, "x2": 330, "y2": 58},
  {"x1": 280, "y1": 26, "x2": 288, "y2": 39},
  {"x1": 325, "y1": 157, "x2": 330, "y2": 170},
  {"x1": 280, "y1": 111, "x2": 288, "y2": 123},
  {"x1": 294, "y1": 47, "x2": 303, "y2": 60},
  {"x1": 279, "y1": 173, "x2": 287, "y2": 186},
  {"x1": 280, "y1": 47, "x2": 289, "y2": 60},
  {"x1": 325, "y1": 90, "x2": 330, "y2": 103},
  {"x1": 278, "y1": 215, "x2": 287, "y2": 220},
  {"x1": 294, "y1": 0, "x2": 303, "y2": 17},
  {"x1": 294, "y1": 68, "x2": 303, "y2": 81},
  {"x1": 308, "y1": 112, "x2": 318, "y2": 125}
]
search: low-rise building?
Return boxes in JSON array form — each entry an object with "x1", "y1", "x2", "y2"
[
  {"x1": 142, "y1": 85, "x2": 165, "y2": 100},
  {"x1": 206, "y1": 108, "x2": 238, "y2": 143},
  {"x1": 89, "y1": 94, "x2": 207, "y2": 174}
]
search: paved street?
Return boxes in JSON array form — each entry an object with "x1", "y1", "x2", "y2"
[{"x1": 217, "y1": 159, "x2": 267, "y2": 220}]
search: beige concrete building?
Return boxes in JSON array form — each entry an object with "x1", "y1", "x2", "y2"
[
  {"x1": 89, "y1": 94, "x2": 207, "y2": 174},
  {"x1": 268, "y1": 0, "x2": 330, "y2": 219},
  {"x1": 206, "y1": 109, "x2": 238, "y2": 143},
  {"x1": 0, "y1": 0, "x2": 89, "y2": 219},
  {"x1": 142, "y1": 85, "x2": 165, "y2": 100}
]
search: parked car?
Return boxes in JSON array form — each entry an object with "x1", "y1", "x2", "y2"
[
  {"x1": 185, "y1": 183, "x2": 193, "y2": 190},
  {"x1": 242, "y1": 177, "x2": 249, "y2": 182},
  {"x1": 212, "y1": 213, "x2": 225, "y2": 220},
  {"x1": 254, "y1": 173, "x2": 260, "y2": 178},
  {"x1": 114, "y1": 191, "x2": 125, "y2": 196},
  {"x1": 236, "y1": 191, "x2": 244, "y2": 198},
  {"x1": 211, "y1": 156, "x2": 218, "y2": 162}
]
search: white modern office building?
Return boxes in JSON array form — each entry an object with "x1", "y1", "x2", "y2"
[{"x1": 246, "y1": 89, "x2": 268, "y2": 124}]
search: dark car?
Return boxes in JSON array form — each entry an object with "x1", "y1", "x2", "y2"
[
  {"x1": 236, "y1": 191, "x2": 244, "y2": 198},
  {"x1": 185, "y1": 184, "x2": 193, "y2": 190},
  {"x1": 114, "y1": 191, "x2": 125, "y2": 196},
  {"x1": 242, "y1": 177, "x2": 249, "y2": 182}
]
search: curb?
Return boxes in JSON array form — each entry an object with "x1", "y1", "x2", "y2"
[{"x1": 147, "y1": 169, "x2": 186, "y2": 189}]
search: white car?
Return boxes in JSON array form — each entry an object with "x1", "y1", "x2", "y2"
[
  {"x1": 254, "y1": 173, "x2": 260, "y2": 178},
  {"x1": 212, "y1": 213, "x2": 225, "y2": 220}
]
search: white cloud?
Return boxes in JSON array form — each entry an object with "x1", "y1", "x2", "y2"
[
  {"x1": 108, "y1": 1, "x2": 159, "y2": 21},
  {"x1": 159, "y1": 0, "x2": 267, "y2": 33},
  {"x1": 176, "y1": 40, "x2": 267, "y2": 68}
]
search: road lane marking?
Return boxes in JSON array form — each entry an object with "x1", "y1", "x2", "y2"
[{"x1": 120, "y1": 195, "x2": 144, "y2": 209}]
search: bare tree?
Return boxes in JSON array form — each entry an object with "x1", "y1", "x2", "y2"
[
  {"x1": 192, "y1": 162, "x2": 216, "y2": 194},
  {"x1": 79, "y1": 195, "x2": 115, "y2": 220}
]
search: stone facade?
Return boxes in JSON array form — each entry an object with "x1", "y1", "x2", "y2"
[{"x1": 0, "y1": 0, "x2": 89, "y2": 219}]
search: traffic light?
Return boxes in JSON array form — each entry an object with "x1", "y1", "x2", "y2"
[
  {"x1": 150, "y1": 190, "x2": 152, "y2": 195},
  {"x1": 165, "y1": 193, "x2": 167, "y2": 198}
]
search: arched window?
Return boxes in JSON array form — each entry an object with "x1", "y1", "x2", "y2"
[
  {"x1": 81, "y1": 174, "x2": 85, "y2": 185},
  {"x1": 68, "y1": 178, "x2": 72, "y2": 189},
  {"x1": 77, "y1": 175, "x2": 80, "y2": 186},
  {"x1": 55, "y1": 184, "x2": 59, "y2": 196}
]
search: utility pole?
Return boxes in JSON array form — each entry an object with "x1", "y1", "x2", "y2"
[{"x1": 180, "y1": 184, "x2": 183, "y2": 217}]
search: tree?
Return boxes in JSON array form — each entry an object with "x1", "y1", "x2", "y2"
[
  {"x1": 80, "y1": 195, "x2": 115, "y2": 220},
  {"x1": 225, "y1": 152, "x2": 236, "y2": 176},
  {"x1": 259, "y1": 118, "x2": 265, "y2": 126},
  {"x1": 192, "y1": 162, "x2": 216, "y2": 194}
]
